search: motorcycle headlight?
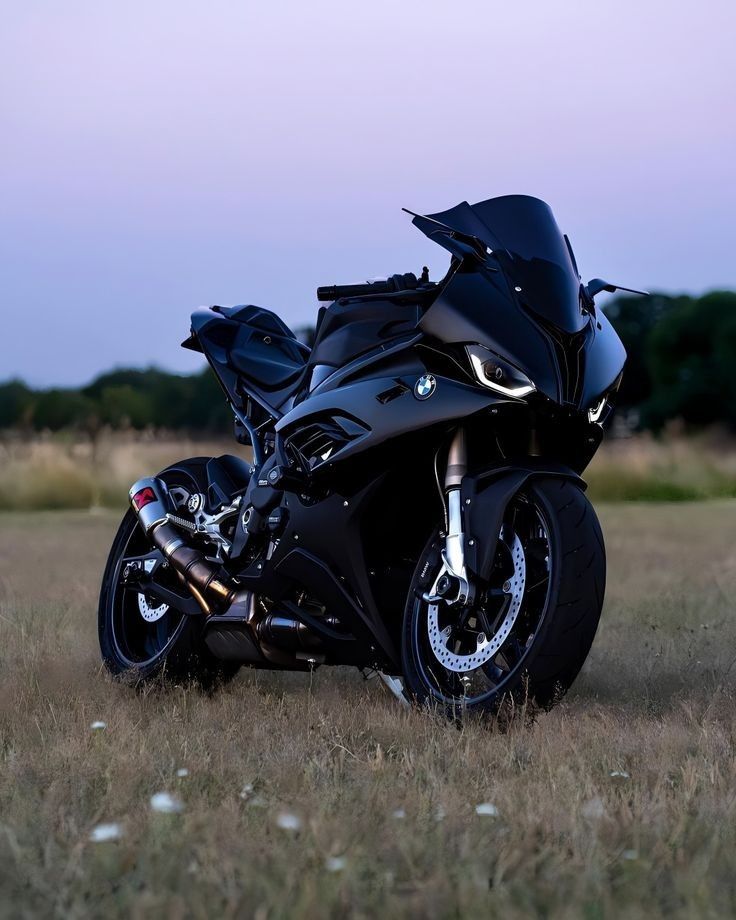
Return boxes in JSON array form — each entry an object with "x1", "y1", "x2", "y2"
[{"x1": 466, "y1": 345, "x2": 536, "y2": 398}]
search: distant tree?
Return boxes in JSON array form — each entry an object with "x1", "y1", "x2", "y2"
[
  {"x1": 642, "y1": 290, "x2": 736, "y2": 429},
  {"x1": 97, "y1": 385, "x2": 154, "y2": 429},
  {"x1": 603, "y1": 293, "x2": 682, "y2": 410},
  {"x1": 82, "y1": 366, "x2": 231, "y2": 432},
  {"x1": 84, "y1": 368, "x2": 171, "y2": 426},
  {"x1": 0, "y1": 380, "x2": 34, "y2": 428},
  {"x1": 186, "y1": 369, "x2": 232, "y2": 432},
  {"x1": 32, "y1": 389, "x2": 97, "y2": 431}
]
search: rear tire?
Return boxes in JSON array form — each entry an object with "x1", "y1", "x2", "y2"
[
  {"x1": 98, "y1": 458, "x2": 240, "y2": 688},
  {"x1": 401, "y1": 477, "x2": 605, "y2": 717}
]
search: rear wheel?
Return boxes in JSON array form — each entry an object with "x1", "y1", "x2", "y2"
[
  {"x1": 401, "y1": 478, "x2": 605, "y2": 717},
  {"x1": 98, "y1": 459, "x2": 240, "y2": 686}
]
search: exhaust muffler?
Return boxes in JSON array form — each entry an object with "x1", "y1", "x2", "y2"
[
  {"x1": 129, "y1": 477, "x2": 248, "y2": 617},
  {"x1": 128, "y1": 477, "x2": 324, "y2": 668}
]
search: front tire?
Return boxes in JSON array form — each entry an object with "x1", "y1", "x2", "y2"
[{"x1": 401, "y1": 478, "x2": 605, "y2": 717}]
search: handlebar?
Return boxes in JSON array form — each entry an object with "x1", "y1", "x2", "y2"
[
  {"x1": 317, "y1": 271, "x2": 429, "y2": 303},
  {"x1": 317, "y1": 280, "x2": 393, "y2": 302}
]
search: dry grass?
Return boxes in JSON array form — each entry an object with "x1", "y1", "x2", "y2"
[
  {"x1": 0, "y1": 433, "x2": 240, "y2": 510},
  {"x1": 585, "y1": 431, "x2": 736, "y2": 501},
  {"x1": 3, "y1": 431, "x2": 736, "y2": 511},
  {"x1": 2, "y1": 503, "x2": 736, "y2": 917}
]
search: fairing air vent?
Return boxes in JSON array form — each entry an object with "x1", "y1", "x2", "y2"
[{"x1": 286, "y1": 415, "x2": 370, "y2": 472}]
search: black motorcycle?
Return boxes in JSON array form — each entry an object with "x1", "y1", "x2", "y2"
[{"x1": 99, "y1": 195, "x2": 644, "y2": 717}]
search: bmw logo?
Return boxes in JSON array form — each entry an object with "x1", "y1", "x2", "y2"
[{"x1": 414, "y1": 374, "x2": 437, "y2": 400}]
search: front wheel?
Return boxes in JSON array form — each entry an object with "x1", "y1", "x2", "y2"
[{"x1": 401, "y1": 478, "x2": 605, "y2": 718}]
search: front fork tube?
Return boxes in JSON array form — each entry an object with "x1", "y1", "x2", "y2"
[{"x1": 424, "y1": 428, "x2": 472, "y2": 606}]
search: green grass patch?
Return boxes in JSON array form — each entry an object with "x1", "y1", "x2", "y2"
[{"x1": 586, "y1": 472, "x2": 705, "y2": 502}]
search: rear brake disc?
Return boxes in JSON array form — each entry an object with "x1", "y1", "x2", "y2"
[{"x1": 137, "y1": 557, "x2": 169, "y2": 622}]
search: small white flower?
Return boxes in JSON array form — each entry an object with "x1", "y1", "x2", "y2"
[
  {"x1": 325, "y1": 855, "x2": 347, "y2": 872},
  {"x1": 89, "y1": 822, "x2": 122, "y2": 842},
  {"x1": 90, "y1": 721, "x2": 107, "y2": 731},
  {"x1": 610, "y1": 770, "x2": 630, "y2": 782},
  {"x1": 176, "y1": 768, "x2": 189, "y2": 778},
  {"x1": 240, "y1": 784, "x2": 266, "y2": 806},
  {"x1": 475, "y1": 802, "x2": 499, "y2": 817},
  {"x1": 391, "y1": 807, "x2": 406, "y2": 820},
  {"x1": 276, "y1": 811, "x2": 302, "y2": 831},
  {"x1": 434, "y1": 804, "x2": 446, "y2": 822},
  {"x1": 622, "y1": 849, "x2": 638, "y2": 860},
  {"x1": 581, "y1": 796, "x2": 606, "y2": 820},
  {"x1": 150, "y1": 791, "x2": 184, "y2": 814}
]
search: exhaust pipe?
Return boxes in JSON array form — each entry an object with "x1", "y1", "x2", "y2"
[
  {"x1": 257, "y1": 613, "x2": 325, "y2": 653},
  {"x1": 129, "y1": 477, "x2": 323, "y2": 668},
  {"x1": 129, "y1": 477, "x2": 248, "y2": 617}
]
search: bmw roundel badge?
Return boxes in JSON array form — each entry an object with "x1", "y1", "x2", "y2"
[{"x1": 414, "y1": 374, "x2": 437, "y2": 400}]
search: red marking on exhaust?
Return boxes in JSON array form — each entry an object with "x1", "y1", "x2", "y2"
[{"x1": 132, "y1": 487, "x2": 157, "y2": 510}]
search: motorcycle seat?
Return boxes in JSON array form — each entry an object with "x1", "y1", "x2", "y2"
[
  {"x1": 229, "y1": 346, "x2": 305, "y2": 390},
  {"x1": 213, "y1": 304, "x2": 310, "y2": 392}
]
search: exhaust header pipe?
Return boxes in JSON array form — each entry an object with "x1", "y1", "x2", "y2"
[{"x1": 129, "y1": 477, "x2": 246, "y2": 616}]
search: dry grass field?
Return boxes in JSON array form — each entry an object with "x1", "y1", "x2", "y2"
[
  {"x1": 2, "y1": 501, "x2": 736, "y2": 917},
  {"x1": 4, "y1": 430, "x2": 736, "y2": 510}
]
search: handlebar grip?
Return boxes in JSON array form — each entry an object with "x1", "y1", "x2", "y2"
[{"x1": 317, "y1": 280, "x2": 393, "y2": 302}]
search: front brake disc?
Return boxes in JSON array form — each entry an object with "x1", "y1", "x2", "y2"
[{"x1": 427, "y1": 532, "x2": 526, "y2": 673}]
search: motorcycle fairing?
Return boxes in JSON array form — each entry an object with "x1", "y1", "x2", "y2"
[
  {"x1": 415, "y1": 197, "x2": 626, "y2": 408},
  {"x1": 419, "y1": 264, "x2": 562, "y2": 401},
  {"x1": 304, "y1": 296, "x2": 423, "y2": 392},
  {"x1": 228, "y1": 452, "x2": 418, "y2": 670},
  {"x1": 270, "y1": 477, "x2": 400, "y2": 667},
  {"x1": 276, "y1": 362, "x2": 511, "y2": 473},
  {"x1": 413, "y1": 195, "x2": 586, "y2": 335},
  {"x1": 577, "y1": 308, "x2": 627, "y2": 408}
]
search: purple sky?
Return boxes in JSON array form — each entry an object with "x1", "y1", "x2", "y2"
[{"x1": 2, "y1": 1, "x2": 734, "y2": 386}]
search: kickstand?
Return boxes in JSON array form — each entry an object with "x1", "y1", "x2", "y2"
[
  {"x1": 378, "y1": 672, "x2": 410, "y2": 709},
  {"x1": 360, "y1": 668, "x2": 410, "y2": 708}
]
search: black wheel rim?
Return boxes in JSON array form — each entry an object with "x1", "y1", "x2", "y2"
[
  {"x1": 412, "y1": 493, "x2": 554, "y2": 708},
  {"x1": 107, "y1": 478, "x2": 199, "y2": 668}
]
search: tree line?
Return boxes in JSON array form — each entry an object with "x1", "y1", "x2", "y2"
[
  {"x1": 606, "y1": 290, "x2": 736, "y2": 429},
  {"x1": 0, "y1": 368, "x2": 232, "y2": 434},
  {"x1": 1, "y1": 290, "x2": 734, "y2": 434}
]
